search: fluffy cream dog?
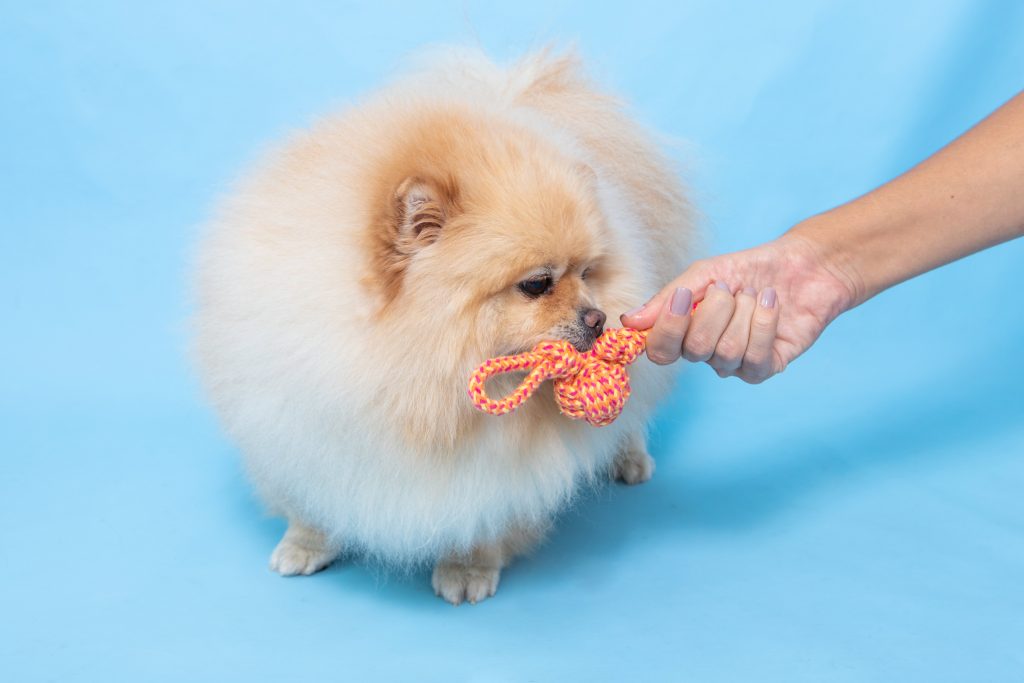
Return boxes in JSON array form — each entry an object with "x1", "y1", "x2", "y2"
[{"x1": 193, "y1": 48, "x2": 694, "y2": 604}]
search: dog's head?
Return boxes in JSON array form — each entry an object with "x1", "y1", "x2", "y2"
[{"x1": 367, "y1": 109, "x2": 627, "y2": 360}]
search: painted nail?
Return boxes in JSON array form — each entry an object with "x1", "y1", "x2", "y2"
[
  {"x1": 760, "y1": 287, "x2": 777, "y2": 309},
  {"x1": 670, "y1": 287, "x2": 693, "y2": 315},
  {"x1": 623, "y1": 303, "x2": 647, "y2": 318},
  {"x1": 743, "y1": 286, "x2": 756, "y2": 296},
  {"x1": 715, "y1": 281, "x2": 730, "y2": 292}
]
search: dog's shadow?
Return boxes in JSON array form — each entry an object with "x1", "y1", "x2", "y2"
[{"x1": 226, "y1": 349, "x2": 1021, "y2": 602}]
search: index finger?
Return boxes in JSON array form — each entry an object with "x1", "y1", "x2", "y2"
[{"x1": 643, "y1": 287, "x2": 695, "y2": 365}]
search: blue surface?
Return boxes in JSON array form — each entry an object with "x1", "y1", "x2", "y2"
[{"x1": 3, "y1": 2, "x2": 1023, "y2": 681}]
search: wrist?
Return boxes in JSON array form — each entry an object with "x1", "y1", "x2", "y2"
[{"x1": 780, "y1": 215, "x2": 865, "y2": 313}]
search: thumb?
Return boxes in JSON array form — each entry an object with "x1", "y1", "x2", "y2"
[
  {"x1": 618, "y1": 289, "x2": 672, "y2": 330},
  {"x1": 620, "y1": 268, "x2": 713, "y2": 330}
]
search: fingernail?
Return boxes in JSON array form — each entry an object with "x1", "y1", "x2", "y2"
[
  {"x1": 760, "y1": 287, "x2": 777, "y2": 309},
  {"x1": 622, "y1": 303, "x2": 647, "y2": 318},
  {"x1": 742, "y1": 286, "x2": 756, "y2": 296},
  {"x1": 670, "y1": 287, "x2": 693, "y2": 315},
  {"x1": 715, "y1": 281, "x2": 730, "y2": 292}
]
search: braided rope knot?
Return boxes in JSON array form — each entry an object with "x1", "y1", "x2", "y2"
[{"x1": 467, "y1": 328, "x2": 649, "y2": 427}]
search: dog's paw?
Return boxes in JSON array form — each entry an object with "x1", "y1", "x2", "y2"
[
  {"x1": 613, "y1": 447, "x2": 655, "y2": 485},
  {"x1": 269, "y1": 535, "x2": 336, "y2": 577},
  {"x1": 431, "y1": 563, "x2": 500, "y2": 606}
]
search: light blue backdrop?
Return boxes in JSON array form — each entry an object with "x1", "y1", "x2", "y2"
[{"x1": 2, "y1": 2, "x2": 1022, "y2": 681}]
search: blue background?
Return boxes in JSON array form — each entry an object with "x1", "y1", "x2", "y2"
[{"x1": 3, "y1": 1, "x2": 1023, "y2": 681}]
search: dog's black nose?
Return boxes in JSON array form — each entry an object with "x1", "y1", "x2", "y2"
[{"x1": 581, "y1": 308, "x2": 606, "y2": 337}]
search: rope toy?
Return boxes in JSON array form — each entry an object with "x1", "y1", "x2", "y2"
[{"x1": 467, "y1": 328, "x2": 650, "y2": 427}]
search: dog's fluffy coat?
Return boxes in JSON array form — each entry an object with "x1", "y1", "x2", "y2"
[{"x1": 193, "y1": 48, "x2": 694, "y2": 604}]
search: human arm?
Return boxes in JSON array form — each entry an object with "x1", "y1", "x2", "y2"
[{"x1": 622, "y1": 90, "x2": 1024, "y2": 382}]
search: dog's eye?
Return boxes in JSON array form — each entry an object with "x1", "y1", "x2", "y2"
[
  {"x1": 580, "y1": 266, "x2": 592, "y2": 280},
  {"x1": 518, "y1": 275, "x2": 553, "y2": 298}
]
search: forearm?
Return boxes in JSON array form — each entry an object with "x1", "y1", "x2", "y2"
[{"x1": 789, "y1": 91, "x2": 1024, "y2": 307}]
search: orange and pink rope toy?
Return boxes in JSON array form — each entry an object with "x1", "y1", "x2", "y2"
[{"x1": 467, "y1": 327, "x2": 650, "y2": 427}]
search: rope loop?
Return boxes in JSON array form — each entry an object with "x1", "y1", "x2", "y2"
[{"x1": 467, "y1": 328, "x2": 649, "y2": 427}]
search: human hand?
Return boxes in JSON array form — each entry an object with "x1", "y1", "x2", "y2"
[{"x1": 620, "y1": 233, "x2": 857, "y2": 383}]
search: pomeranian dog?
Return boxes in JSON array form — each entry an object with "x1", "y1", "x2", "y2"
[{"x1": 193, "y1": 48, "x2": 694, "y2": 604}]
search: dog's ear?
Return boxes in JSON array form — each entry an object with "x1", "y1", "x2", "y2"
[
  {"x1": 393, "y1": 177, "x2": 453, "y2": 250},
  {"x1": 369, "y1": 175, "x2": 460, "y2": 303}
]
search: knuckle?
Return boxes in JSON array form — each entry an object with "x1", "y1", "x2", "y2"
[
  {"x1": 683, "y1": 346, "x2": 712, "y2": 362},
  {"x1": 719, "y1": 360, "x2": 742, "y2": 373},
  {"x1": 738, "y1": 367, "x2": 766, "y2": 384},
  {"x1": 647, "y1": 347, "x2": 678, "y2": 366},
  {"x1": 709, "y1": 352, "x2": 740, "y2": 373},
  {"x1": 744, "y1": 350, "x2": 768, "y2": 369},
  {"x1": 751, "y1": 313, "x2": 777, "y2": 334},
  {"x1": 683, "y1": 332, "x2": 714, "y2": 360},
  {"x1": 743, "y1": 358, "x2": 772, "y2": 382},
  {"x1": 714, "y1": 339, "x2": 741, "y2": 363}
]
